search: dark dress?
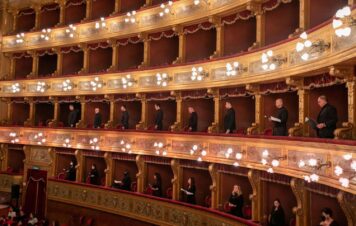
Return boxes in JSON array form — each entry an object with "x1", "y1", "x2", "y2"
[
  {"x1": 93, "y1": 113, "x2": 102, "y2": 128},
  {"x1": 269, "y1": 207, "x2": 285, "y2": 226},
  {"x1": 155, "y1": 109, "x2": 164, "y2": 130},
  {"x1": 186, "y1": 185, "x2": 196, "y2": 204},
  {"x1": 66, "y1": 166, "x2": 76, "y2": 181},
  {"x1": 329, "y1": 221, "x2": 340, "y2": 226},
  {"x1": 89, "y1": 169, "x2": 100, "y2": 185},
  {"x1": 121, "y1": 111, "x2": 129, "y2": 129},
  {"x1": 152, "y1": 181, "x2": 162, "y2": 197},
  {"x1": 229, "y1": 193, "x2": 244, "y2": 217},
  {"x1": 224, "y1": 108, "x2": 236, "y2": 133},
  {"x1": 188, "y1": 112, "x2": 198, "y2": 132},
  {"x1": 272, "y1": 107, "x2": 288, "y2": 136},
  {"x1": 67, "y1": 109, "x2": 79, "y2": 127},
  {"x1": 316, "y1": 103, "x2": 338, "y2": 138},
  {"x1": 121, "y1": 175, "x2": 131, "y2": 191}
]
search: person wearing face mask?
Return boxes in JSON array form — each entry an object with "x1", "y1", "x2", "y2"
[
  {"x1": 228, "y1": 185, "x2": 244, "y2": 217},
  {"x1": 89, "y1": 164, "x2": 100, "y2": 185},
  {"x1": 113, "y1": 171, "x2": 131, "y2": 191},
  {"x1": 268, "y1": 199, "x2": 285, "y2": 226},
  {"x1": 65, "y1": 161, "x2": 76, "y2": 181},
  {"x1": 149, "y1": 173, "x2": 162, "y2": 197},
  {"x1": 320, "y1": 208, "x2": 339, "y2": 226}
]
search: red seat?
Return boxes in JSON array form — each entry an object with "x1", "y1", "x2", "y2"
[
  {"x1": 224, "y1": 202, "x2": 231, "y2": 212},
  {"x1": 147, "y1": 125, "x2": 156, "y2": 131},
  {"x1": 290, "y1": 218, "x2": 296, "y2": 226},
  {"x1": 263, "y1": 128, "x2": 273, "y2": 136},
  {"x1": 86, "y1": 175, "x2": 91, "y2": 184},
  {"x1": 57, "y1": 172, "x2": 66, "y2": 180},
  {"x1": 236, "y1": 128, "x2": 247, "y2": 135},
  {"x1": 116, "y1": 124, "x2": 124, "y2": 130},
  {"x1": 131, "y1": 182, "x2": 137, "y2": 192},
  {"x1": 145, "y1": 186, "x2": 153, "y2": 195},
  {"x1": 6, "y1": 167, "x2": 13, "y2": 174},
  {"x1": 243, "y1": 205, "x2": 252, "y2": 219},
  {"x1": 166, "y1": 187, "x2": 173, "y2": 199},
  {"x1": 57, "y1": 122, "x2": 64, "y2": 127},
  {"x1": 205, "y1": 195, "x2": 211, "y2": 208},
  {"x1": 86, "y1": 218, "x2": 93, "y2": 226}
]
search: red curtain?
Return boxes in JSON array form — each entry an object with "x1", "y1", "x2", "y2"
[{"x1": 24, "y1": 169, "x2": 47, "y2": 219}]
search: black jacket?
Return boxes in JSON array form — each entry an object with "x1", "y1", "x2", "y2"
[
  {"x1": 93, "y1": 113, "x2": 102, "y2": 128},
  {"x1": 66, "y1": 166, "x2": 76, "y2": 181},
  {"x1": 269, "y1": 207, "x2": 285, "y2": 226},
  {"x1": 317, "y1": 103, "x2": 338, "y2": 138},
  {"x1": 229, "y1": 193, "x2": 244, "y2": 217},
  {"x1": 272, "y1": 107, "x2": 288, "y2": 136},
  {"x1": 121, "y1": 111, "x2": 129, "y2": 129},
  {"x1": 224, "y1": 108, "x2": 236, "y2": 133},
  {"x1": 186, "y1": 185, "x2": 196, "y2": 204},
  {"x1": 89, "y1": 169, "x2": 100, "y2": 185},
  {"x1": 155, "y1": 109, "x2": 164, "y2": 130},
  {"x1": 188, "y1": 112, "x2": 198, "y2": 132},
  {"x1": 68, "y1": 109, "x2": 79, "y2": 127},
  {"x1": 152, "y1": 181, "x2": 162, "y2": 197}
]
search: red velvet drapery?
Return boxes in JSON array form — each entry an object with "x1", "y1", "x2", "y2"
[{"x1": 24, "y1": 169, "x2": 47, "y2": 219}]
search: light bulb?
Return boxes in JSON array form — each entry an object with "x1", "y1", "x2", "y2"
[{"x1": 334, "y1": 165, "x2": 343, "y2": 176}]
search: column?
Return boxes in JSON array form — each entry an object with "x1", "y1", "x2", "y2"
[
  {"x1": 247, "y1": 2, "x2": 264, "y2": 49},
  {"x1": 299, "y1": 0, "x2": 310, "y2": 32},
  {"x1": 2, "y1": 53, "x2": 13, "y2": 80},
  {"x1": 75, "y1": 150, "x2": 84, "y2": 183},
  {"x1": 58, "y1": 0, "x2": 66, "y2": 26},
  {"x1": 48, "y1": 97, "x2": 59, "y2": 127},
  {"x1": 108, "y1": 40, "x2": 118, "y2": 72},
  {"x1": 173, "y1": 26, "x2": 186, "y2": 64},
  {"x1": 84, "y1": 0, "x2": 93, "y2": 21},
  {"x1": 6, "y1": 100, "x2": 13, "y2": 125},
  {"x1": 290, "y1": 178, "x2": 311, "y2": 226},
  {"x1": 79, "y1": 44, "x2": 89, "y2": 74},
  {"x1": 105, "y1": 95, "x2": 116, "y2": 128},
  {"x1": 346, "y1": 80, "x2": 356, "y2": 139},
  {"x1": 11, "y1": 10, "x2": 18, "y2": 34},
  {"x1": 1, "y1": 0, "x2": 11, "y2": 35},
  {"x1": 170, "y1": 159, "x2": 182, "y2": 200},
  {"x1": 208, "y1": 88, "x2": 220, "y2": 133},
  {"x1": 145, "y1": 0, "x2": 153, "y2": 7},
  {"x1": 209, "y1": 163, "x2": 219, "y2": 209},
  {"x1": 248, "y1": 169, "x2": 263, "y2": 222},
  {"x1": 104, "y1": 152, "x2": 113, "y2": 187},
  {"x1": 337, "y1": 191, "x2": 356, "y2": 226},
  {"x1": 136, "y1": 94, "x2": 148, "y2": 130},
  {"x1": 171, "y1": 91, "x2": 182, "y2": 132},
  {"x1": 297, "y1": 89, "x2": 310, "y2": 136},
  {"x1": 349, "y1": 0, "x2": 356, "y2": 5},
  {"x1": 139, "y1": 33, "x2": 151, "y2": 68},
  {"x1": 0, "y1": 144, "x2": 8, "y2": 172},
  {"x1": 135, "y1": 155, "x2": 146, "y2": 193},
  {"x1": 55, "y1": 48, "x2": 63, "y2": 76},
  {"x1": 33, "y1": 5, "x2": 42, "y2": 30},
  {"x1": 28, "y1": 51, "x2": 39, "y2": 78},
  {"x1": 209, "y1": 16, "x2": 224, "y2": 58},
  {"x1": 246, "y1": 84, "x2": 264, "y2": 135},
  {"x1": 113, "y1": 0, "x2": 122, "y2": 14},
  {"x1": 24, "y1": 98, "x2": 35, "y2": 126}
]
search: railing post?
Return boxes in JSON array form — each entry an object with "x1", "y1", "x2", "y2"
[
  {"x1": 170, "y1": 159, "x2": 181, "y2": 200},
  {"x1": 209, "y1": 163, "x2": 219, "y2": 209},
  {"x1": 104, "y1": 152, "x2": 113, "y2": 187},
  {"x1": 208, "y1": 88, "x2": 220, "y2": 133},
  {"x1": 248, "y1": 169, "x2": 263, "y2": 222},
  {"x1": 75, "y1": 149, "x2": 83, "y2": 183},
  {"x1": 173, "y1": 26, "x2": 186, "y2": 64},
  {"x1": 290, "y1": 178, "x2": 311, "y2": 226},
  {"x1": 135, "y1": 155, "x2": 146, "y2": 193},
  {"x1": 136, "y1": 94, "x2": 148, "y2": 130}
]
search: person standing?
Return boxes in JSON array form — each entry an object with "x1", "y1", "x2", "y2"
[
  {"x1": 228, "y1": 185, "x2": 244, "y2": 217},
  {"x1": 269, "y1": 98, "x2": 288, "y2": 136},
  {"x1": 181, "y1": 177, "x2": 196, "y2": 204},
  {"x1": 150, "y1": 173, "x2": 162, "y2": 197},
  {"x1": 89, "y1": 164, "x2": 100, "y2": 185},
  {"x1": 315, "y1": 96, "x2": 338, "y2": 138},
  {"x1": 93, "y1": 108, "x2": 102, "y2": 128},
  {"x1": 65, "y1": 161, "x2": 76, "y2": 181},
  {"x1": 320, "y1": 208, "x2": 339, "y2": 226},
  {"x1": 224, "y1": 101, "x2": 236, "y2": 134},
  {"x1": 188, "y1": 107, "x2": 198, "y2": 132},
  {"x1": 154, "y1": 104, "x2": 164, "y2": 131},
  {"x1": 67, "y1": 104, "x2": 79, "y2": 127},
  {"x1": 268, "y1": 199, "x2": 285, "y2": 226},
  {"x1": 120, "y1": 105, "x2": 129, "y2": 130}
]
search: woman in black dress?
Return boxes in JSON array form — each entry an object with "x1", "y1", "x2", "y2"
[
  {"x1": 268, "y1": 199, "x2": 285, "y2": 226},
  {"x1": 228, "y1": 185, "x2": 244, "y2": 217},
  {"x1": 89, "y1": 164, "x2": 100, "y2": 185},
  {"x1": 151, "y1": 173, "x2": 162, "y2": 197},
  {"x1": 182, "y1": 177, "x2": 196, "y2": 204},
  {"x1": 320, "y1": 208, "x2": 339, "y2": 226},
  {"x1": 113, "y1": 171, "x2": 131, "y2": 191}
]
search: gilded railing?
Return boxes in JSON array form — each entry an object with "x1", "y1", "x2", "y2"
[{"x1": 0, "y1": 126, "x2": 355, "y2": 194}]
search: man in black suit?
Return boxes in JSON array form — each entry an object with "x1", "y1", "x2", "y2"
[
  {"x1": 269, "y1": 98, "x2": 288, "y2": 136},
  {"x1": 188, "y1": 107, "x2": 198, "y2": 132},
  {"x1": 315, "y1": 95, "x2": 338, "y2": 138},
  {"x1": 93, "y1": 107, "x2": 102, "y2": 128},
  {"x1": 65, "y1": 161, "x2": 76, "y2": 181},
  {"x1": 120, "y1": 105, "x2": 129, "y2": 130},
  {"x1": 67, "y1": 104, "x2": 79, "y2": 127},
  {"x1": 224, "y1": 101, "x2": 236, "y2": 134},
  {"x1": 154, "y1": 103, "x2": 163, "y2": 130}
]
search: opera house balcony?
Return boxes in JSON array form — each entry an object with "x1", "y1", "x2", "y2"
[{"x1": 0, "y1": 0, "x2": 355, "y2": 226}]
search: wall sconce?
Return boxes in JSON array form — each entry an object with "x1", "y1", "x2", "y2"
[
  {"x1": 40, "y1": 28, "x2": 52, "y2": 41},
  {"x1": 11, "y1": 83, "x2": 21, "y2": 93},
  {"x1": 159, "y1": 1, "x2": 173, "y2": 17},
  {"x1": 125, "y1": 11, "x2": 137, "y2": 24},
  {"x1": 156, "y1": 73, "x2": 170, "y2": 87},
  {"x1": 36, "y1": 81, "x2": 47, "y2": 93},
  {"x1": 90, "y1": 77, "x2": 104, "y2": 91},
  {"x1": 191, "y1": 67, "x2": 208, "y2": 81},
  {"x1": 295, "y1": 32, "x2": 330, "y2": 61},
  {"x1": 153, "y1": 141, "x2": 170, "y2": 156},
  {"x1": 261, "y1": 50, "x2": 286, "y2": 71},
  {"x1": 120, "y1": 139, "x2": 133, "y2": 154},
  {"x1": 189, "y1": 144, "x2": 207, "y2": 162},
  {"x1": 62, "y1": 79, "x2": 74, "y2": 91},
  {"x1": 298, "y1": 158, "x2": 331, "y2": 182},
  {"x1": 121, "y1": 74, "x2": 136, "y2": 89},
  {"x1": 334, "y1": 154, "x2": 356, "y2": 188},
  {"x1": 224, "y1": 147, "x2": 244, "y2": 167},
  {"x1": 34, "y1": 132, "x2": 46, "y2": 145},
  {"x1": 260, "y1": 149, "x2": 286, "y2": 174},
  {"x1": 225, "y1": 62, "x2": 246, "y2": 76},
  {"x1": 65, "y1": 24, "x2": 77, "y2": 38},
  {"x1": 95, "y1": 17, "x2": 107, "y2": 29},
  {"x1": 15, "y1": 33, "x2": 25, "y2": 44},
  {"x1": 89, "y1": 137, "x2": 100, "y2": 150},
  {"x1": 63, "y1": 138, "x2": 72, "y2": 148},
  {"x1": 9, "y1": 132, "x2": 20, "y2": 143},
  {"x1": 333, "y1": 6, "x2": 355, "y2": 37}
]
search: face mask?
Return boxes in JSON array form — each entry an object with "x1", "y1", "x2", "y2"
[
  {"x1": 92, "y1": 167, "x2": 95, "y2": 170},
  {"x1": 70, "y1": 163, "x2": 73, "y2": 166}
]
